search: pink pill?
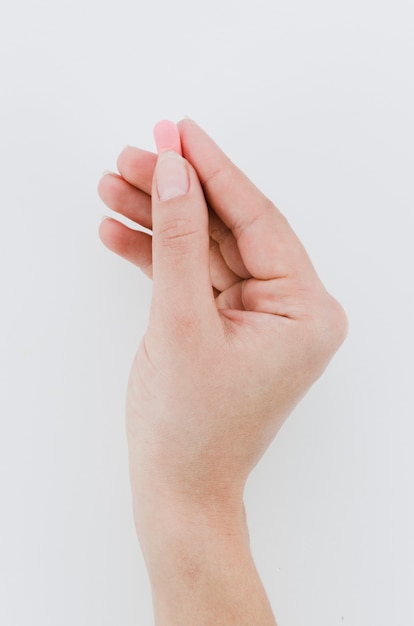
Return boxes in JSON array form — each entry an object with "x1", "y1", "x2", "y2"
[{"x1": 153, "y1": 120, "x2": 182, "y2": 156}]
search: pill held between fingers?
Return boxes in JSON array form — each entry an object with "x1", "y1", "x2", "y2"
[{"x1": 153, "y1": 120, "x2": 182, "y2": 156}]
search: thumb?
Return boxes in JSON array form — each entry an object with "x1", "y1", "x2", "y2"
[{"x1": 150, "y1": 147, "x2": 215, "y2": 329}]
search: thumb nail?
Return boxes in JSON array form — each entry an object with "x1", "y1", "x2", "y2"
[{"x1": 156, "y1": 151, "x2": 189, "y2": 202}]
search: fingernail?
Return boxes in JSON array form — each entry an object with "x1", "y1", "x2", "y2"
[{"x1": 156, "y1": 151, "x2": 189, "y2": 202}]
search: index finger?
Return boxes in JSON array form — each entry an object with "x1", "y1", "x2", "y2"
[{"x1": 177, "y1": 119, "x2": 315, "y2": 281}]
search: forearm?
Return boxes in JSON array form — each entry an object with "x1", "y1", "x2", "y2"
[{"x1": 131, "y1": 485, "x2": 277, "y2": 625}]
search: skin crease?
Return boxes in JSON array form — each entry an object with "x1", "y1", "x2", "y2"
[{"x1": 98, "y1": 119, "x2": 348, "y2": 625}]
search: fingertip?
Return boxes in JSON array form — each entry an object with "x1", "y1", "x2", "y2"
[
  {"x1": 101, "y1": 169, "x2": 119, "y2": 178},
  {"x1": 97, "y1": 171, "x2": 120, "y2": 203},
  {"x1": 116, "y1": 146, "x2": 135, "y2": 174},
  {"x1": 98, "y1": 215, "x2": 117, "y2": 248},
  {"x1": 177, "y1": 116, "x2": 196, "y2": 129},
  {"x1": 98, "y1": 217, "x2": 153, "y2": 273},
  {"x1": 116, "y1": 145, "x2": 143, "y2": 175},
  {"x1": 116, "y1": 146, "x2": 157, "y2": 194},
  {"x1": 153, "y1": 120, "x2": 182, "y2": 156},
  {"x1": 99, "y1": 216, "x2": 133, "y2": 254}
]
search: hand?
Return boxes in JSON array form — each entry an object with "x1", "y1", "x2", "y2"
[
  {"x1": 99, "y1": 118, "x2": 347, "y2": 500},
  {"x1": 98, "y1": 119, "x2": 347, "y2": 624}
]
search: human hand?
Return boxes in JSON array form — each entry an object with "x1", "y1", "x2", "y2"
[
  {"x1": 99, "y1": 119, "x2": 347, "y2": 507},
  {"x1": 98, "y1": 119, "x2": 347, "y2": 624}
]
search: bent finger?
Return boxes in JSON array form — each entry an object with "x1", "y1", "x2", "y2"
[
  {"x1": 209, "y1": 209, "x2": 250, "y2": 279},
  {"x1": 117, "y1": 147, "x2": 157, "y2": 195},
  {"x1": 209, "y1": 238, "x2": 241, "y2": 293},
  {"x1": 99, "y1": 217, "x2": 153, "y2": 277},
  {"x1": 98, "y1": 173, "x2": 152, "y2": 230},
  {"x1": 178, "y1": 119, "x2": 315, "y2": 281}
]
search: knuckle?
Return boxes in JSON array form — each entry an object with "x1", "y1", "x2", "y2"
[
  {"x1": 325, "y1": 296, "x2": 349, "y2": 347},
  {"x1": 157, "y1": 218, "x2": 198, "y2": 255},
  {"x1": 310, "y1": 294, "x2": 349, "y2": 357}
]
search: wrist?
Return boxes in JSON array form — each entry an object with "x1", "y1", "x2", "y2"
[
  {"x1": 131, "y1": 490, "x2": 276, "y2": 625},
  {"x1": 131, "y1": 481, "x2": 250, "y2": 568},
  {"x1": 127, "y1": 440, "x2": 249, "y2": 545}
]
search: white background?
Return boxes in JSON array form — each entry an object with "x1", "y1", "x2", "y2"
[{"x1": 1, "y1": 0, "x2": 413, "y2": 624}]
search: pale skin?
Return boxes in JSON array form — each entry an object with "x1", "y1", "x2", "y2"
[{"x1": 98, "y1": 119, "x2": 348, "y2": 625}]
